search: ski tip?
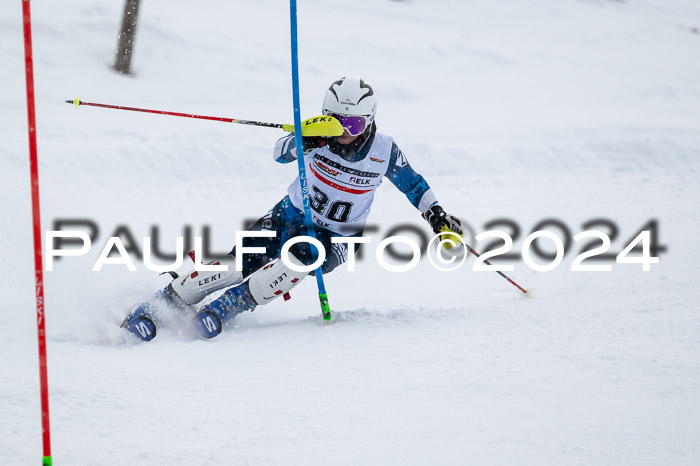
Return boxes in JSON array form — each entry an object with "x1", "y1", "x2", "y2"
[{"x1": 65, "y1": 97, "x2": 80, "y2": 107}]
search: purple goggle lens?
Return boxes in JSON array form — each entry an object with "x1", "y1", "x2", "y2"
[{"x1": 328, "y1": 113, "x2": 367, "y2": 136}]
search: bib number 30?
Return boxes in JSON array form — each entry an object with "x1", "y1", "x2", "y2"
[{"x1": 310, "y1": 186, "x2": 354, "y2": 223}]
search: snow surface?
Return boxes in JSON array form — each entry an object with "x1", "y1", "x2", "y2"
[{"x1": 2, "y1": 0, "x2": 700, "y2": 464}]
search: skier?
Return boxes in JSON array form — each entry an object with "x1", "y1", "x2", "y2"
[{"x1": 121, "y1": 76, "x2": 463, "y2": 341}]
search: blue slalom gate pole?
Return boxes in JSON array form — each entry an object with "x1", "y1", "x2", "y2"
[{"x1": 289, "y1": 0, "x2": 331, "y2": 321}]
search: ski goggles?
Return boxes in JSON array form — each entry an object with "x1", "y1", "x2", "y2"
[{"x1": 326, "y1": 113, "x2": 369, "y2": 136}]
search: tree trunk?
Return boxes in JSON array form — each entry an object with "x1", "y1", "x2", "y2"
[{"x1": 113, "y1": 0, "x2": 140, "y2": 75}]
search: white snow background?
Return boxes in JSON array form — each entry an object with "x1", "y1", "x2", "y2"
[{"x1": 1, "y1": 0, "x2": 700, "y2": 464}]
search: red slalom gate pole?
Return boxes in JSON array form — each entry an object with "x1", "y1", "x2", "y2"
[{"x1": 22, "y1": 1, "x2": 53, "y2": 465}]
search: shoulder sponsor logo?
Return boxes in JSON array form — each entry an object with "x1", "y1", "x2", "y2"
[
  {"x1": 395, "y1": 149, "x2": 408, "y2": 167},
  {"x1": 369, "y1": 157, "x2": 385, "y2": 163}
]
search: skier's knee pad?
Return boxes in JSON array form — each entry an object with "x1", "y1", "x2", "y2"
[
  {"x1": 248, "y1": 255, "x2": 308, "y2": 305},
  {"x1": 171, "y1": 255, "x2": 243, "y2": 305}
]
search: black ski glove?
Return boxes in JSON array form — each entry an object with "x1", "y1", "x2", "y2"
[
  {"x1": 302, "y1": 136, "x2": 337, "y2": 154},
  {"x1": 424, "y1": 205, "x2": 463, "y2": 236},
  {"x1": 424, "y1": 205, "x2": 463, "y2": 250}
]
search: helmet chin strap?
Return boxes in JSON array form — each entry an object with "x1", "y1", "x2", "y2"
[{"x1": 328, "y1": 122, "x2": 376, "y2": 162}]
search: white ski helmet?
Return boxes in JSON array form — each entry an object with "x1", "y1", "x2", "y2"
[{"x1": 322, "y1": 76, "x2": 377, "y2": 134}]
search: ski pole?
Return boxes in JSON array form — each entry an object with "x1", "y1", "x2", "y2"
[
  {"x1": 436, "y1": 226, "x2": 530, "y2": 296},
  {"x1": 65, "y1": 98, "x2": 296, "y2": 132},
  {"x1": 463, "y1": 242, "x2": 532, "y2": 297}
]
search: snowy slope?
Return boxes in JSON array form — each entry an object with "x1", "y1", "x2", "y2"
[{"x1": 1, "y1": 0, "x2": 700, "y2": 464}]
